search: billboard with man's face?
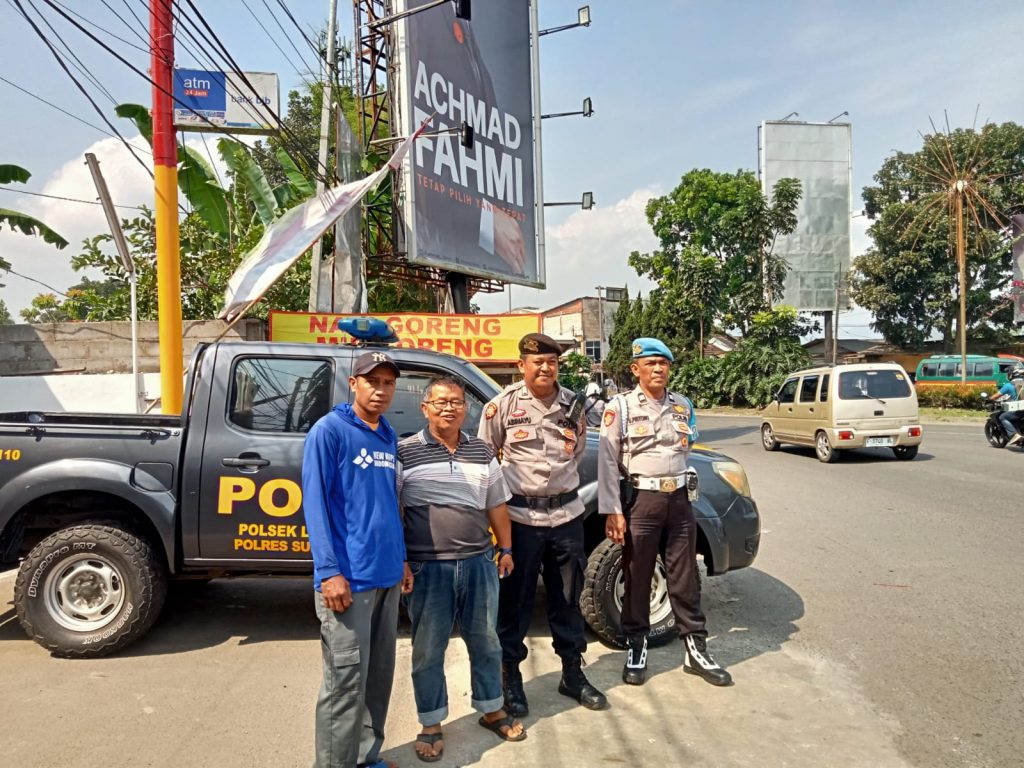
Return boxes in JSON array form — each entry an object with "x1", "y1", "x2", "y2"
[{"x1": 395, "y1": 0, "x2": 544, "y2": 287}]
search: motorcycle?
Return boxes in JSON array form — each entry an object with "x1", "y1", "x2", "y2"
[{"x1": 982, "y1": 393, "x2": 1019, "y2": 448}]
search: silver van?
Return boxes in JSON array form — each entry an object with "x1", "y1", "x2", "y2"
[{"x1": 760, "y1": 363, "x2": 923, "y2": 462}]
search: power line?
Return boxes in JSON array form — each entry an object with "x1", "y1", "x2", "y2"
[
  {"x1": 9, "y1": 0, "x2": 154, "y2": 181},
  {"x1": 0, "y1": 74, "x2": 150, "y2": 148},
  {"x1": 0, "y1": 185, "x2": 148, "y2": 211},
  {"x1": 273, "y1": 0, "x2": 324, "y2": 64},
  {"x1": 245, "y1": 0, "x2": 317, "y2": 85},
  {"x1": 51, "y1": 0, "x2": 150, "y2": 53}
]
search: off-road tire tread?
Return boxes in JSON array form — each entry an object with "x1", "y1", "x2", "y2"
[
  {"x1": 14, "y1": 524, "x2": 167, "y2": 658},
  {"x1": 581, "y1": 538, "x2": 674, "y2": 650}
]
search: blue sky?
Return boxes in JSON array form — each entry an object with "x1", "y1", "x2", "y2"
[{"x1": 2, "y1": 0, "x2": 1023, "y2": 339}]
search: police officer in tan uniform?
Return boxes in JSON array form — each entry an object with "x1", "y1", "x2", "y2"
[
  {"x1": 598, "y1": 337, "x2": 731, "y2": 687},
  {"x1": 478, "y1": 333, "x2": 607, "y2": 715}
]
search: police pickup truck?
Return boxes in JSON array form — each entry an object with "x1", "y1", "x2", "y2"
[{"x1": 0, "y1": 328, "x2": 760, "y2": 657}]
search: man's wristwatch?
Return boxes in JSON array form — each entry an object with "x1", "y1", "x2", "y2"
[{"x1": 498, "y1": 547, "x2": 513, "y2": 557}]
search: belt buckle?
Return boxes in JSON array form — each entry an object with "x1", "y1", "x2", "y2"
[{"x1": 659, "y1": 478, "x2": 677, "y2": 493}]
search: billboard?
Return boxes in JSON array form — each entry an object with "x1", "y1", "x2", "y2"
[
  {"x1": 760, "y1": 121, "x2": 852, "y2": 311},
  {"x1": 1013, "y1": 215, "x2": 1024, "y2": 324},
  {"x1": 394, "y1": 0, "x2": 544, "y2": 287},
  {"x1": 173, "y1": 68, "x2": 279, "y2": 134},
  {"x1": 268, "y1": 311, "x2": 541, "y2": 363}
]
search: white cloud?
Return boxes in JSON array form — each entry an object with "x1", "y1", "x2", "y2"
[
  {"x1": 1, "y1": 134, "x2": 233, "y2": 315},
  {"x1": 475, "y1": 187, "x2": 662, "y2": 313}
]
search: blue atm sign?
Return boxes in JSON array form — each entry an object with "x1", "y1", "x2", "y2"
[{"x1": 172, "y1": 68, "x2": 278, "y2": 135}]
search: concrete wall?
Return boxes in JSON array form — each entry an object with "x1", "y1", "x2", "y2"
[
  {"x1": 0, "y1": 319, "x2": 266, "y2": 376},
  {"x1": 0, "y1": 372, "x2": 163, "y2": 413}
]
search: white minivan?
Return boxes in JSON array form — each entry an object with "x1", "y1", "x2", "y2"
[{"x1": 760, "y1": 363, "x2": 923, "y2": 463}]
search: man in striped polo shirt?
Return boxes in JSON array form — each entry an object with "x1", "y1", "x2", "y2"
[{"x1": 398, "y1": 374, "x2": 527, "y2": 763}]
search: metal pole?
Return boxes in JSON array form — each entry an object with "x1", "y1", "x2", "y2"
[
  {"x1": 309, "y1": 0, "x2": 339, "y2": 311},
  {"x1": 150, "y1": 0, "x2": 183, "y2": 413},
  {"x1": 956, "y1": 186, "x2": 967, "y2": 382},
  {"x1": 595, "y1": 285, "x2": 604, "y2": 368},
  {"x1": 85, "y1": 152, "x2": 143, "y2": 413},
  {"x1": 529, "y1": 0, "x2": 546, "y2": 286}
]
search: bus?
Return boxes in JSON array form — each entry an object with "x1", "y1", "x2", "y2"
[{"x1": 914, "y1": 354, "x2": 1024, "y2": 386}]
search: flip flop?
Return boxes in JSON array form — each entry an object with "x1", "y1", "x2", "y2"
[
  {"x1": 478, "y1": 714, "x2": 527, "y2": 742},
  {"x1": 414, "y1": 731, "x2": 444, "y2": 763}
]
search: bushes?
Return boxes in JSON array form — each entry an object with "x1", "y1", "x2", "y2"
[{"x1": 915, "y1": 383, "x2": 991, "y2": 409}]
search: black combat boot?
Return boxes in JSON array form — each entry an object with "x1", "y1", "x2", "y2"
[
  {"x1": 622, "y1": 636, "x2": 648, "y2": 686},
  {"x1": 502, "y1": 662, "x2": 529, "y2": 717},
  {"x1": 558, "y1": 655, "x2": 607, "y2": 710},
  {"x1": 683, "y1": 633, "x2": 732, "y2": 686}
]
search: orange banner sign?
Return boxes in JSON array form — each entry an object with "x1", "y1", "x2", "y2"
[{"x1": 268, "y1": 312, "x2": 541, "y2": 363}]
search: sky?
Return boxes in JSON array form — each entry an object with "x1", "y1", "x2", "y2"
[{"x1": 2, "y1": 0, "x2": 1024, "y2": 340}]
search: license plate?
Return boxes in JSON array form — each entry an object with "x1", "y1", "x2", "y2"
[{"x1": 866, "y1": 436, "x2": 895, "y2": 447}]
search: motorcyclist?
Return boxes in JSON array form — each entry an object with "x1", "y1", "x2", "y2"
[{"x1": 992, "y1": 372, "x2": 1024, "y2": 446}]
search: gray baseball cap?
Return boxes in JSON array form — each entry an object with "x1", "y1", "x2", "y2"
[{"x1": 352, "y1": 350, "x2": 400, "y2": 378}]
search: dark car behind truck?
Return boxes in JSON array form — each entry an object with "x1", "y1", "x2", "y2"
[{"x1": 0, "y1": 340, "x2": 760, "y2": 657}]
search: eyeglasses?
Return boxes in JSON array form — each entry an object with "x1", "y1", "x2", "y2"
[{"x1": 424, "y1": 399, "x2": 466, "y2": 410}]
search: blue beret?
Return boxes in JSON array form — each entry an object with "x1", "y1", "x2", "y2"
[{"x1": 631, "y1": 337, "x2": 674, "y2": 362}]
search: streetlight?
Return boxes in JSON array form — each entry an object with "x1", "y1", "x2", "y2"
[
  {"x1": 544, "y1": 191, "x2": 594, "y2": 209},
  {"x1": 542, "y1": 97, "x2": 594, "y2": 120},
  {"x1": 539, "y1": 5, "x2": 591, "y2": 36}
]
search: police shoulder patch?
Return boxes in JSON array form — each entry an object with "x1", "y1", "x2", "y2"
[
  {"x1": 603, "y1": 409, "x2": 616, "y2": 427},
  {"x1": 485, "y1": 403, "x2": 498, "y2": 420}
]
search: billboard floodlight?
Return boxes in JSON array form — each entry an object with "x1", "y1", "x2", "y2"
[
  {"x1": 582, "y1": 191, "x2": 594, "y2": 209},
  {"x1": 540, "y1": 5, "x2": 592, "y2": 35},
  {"x1": 454, "y1": 0, "x2": 471, "y2": 21},
  {"x1": 541, "y1": 97, "x2": 594, "y2": 120},
  {"x1": 460, "y1": 121, "x2": 474, "y2": 149}
]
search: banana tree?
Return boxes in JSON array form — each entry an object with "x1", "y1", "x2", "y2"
[{"x1": 0, "y1": 164, "x2": 68, "y2": 285}]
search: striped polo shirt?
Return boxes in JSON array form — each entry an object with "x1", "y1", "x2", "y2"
[{"x1": 398, "y1": 428, "x2": 511, "y2": 560}]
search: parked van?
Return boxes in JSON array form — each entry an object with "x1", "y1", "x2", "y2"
[
  {"x1": 914, "y1": 354, "x2": 1023, "y2": 386},
  {"x1": 760, "y1": 363, "x2": 923, "y2": 463}
]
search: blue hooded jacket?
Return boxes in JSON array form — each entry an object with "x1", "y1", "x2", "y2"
[{"x1": 301, "y1": 403, "x2": 405, "y2": 592}]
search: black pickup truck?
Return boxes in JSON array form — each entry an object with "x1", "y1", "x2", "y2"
[{"x1": 0, "y1": 339, "x2": 760, "y2": 657}]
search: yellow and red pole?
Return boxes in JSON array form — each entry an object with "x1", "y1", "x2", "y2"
[{"x1": 151, "y1": 0, "x2": 183, "y2": 413}]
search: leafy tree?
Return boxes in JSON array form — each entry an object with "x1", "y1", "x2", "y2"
[
  {"x1": 0, "y1": 164, "x2": 69, "y2": 287},
  {"x1": 20, "y1": 292, "x2": 85, "y2": 323},
  {"x1": 851, "y1": 122, "x2": 1024, "y2": 349},
  {"x1": 558, "y1": 351, "x2": 593, "y2": 392},
  {"x1": 629, "y1": 169, "x2": 801, "y2": 337},
  {"x1": 605, "y1": 289, "x2": 642, "y2": 383},
  {"x1": 0, "y1": 298, "x2": 13, "y2": 325}
]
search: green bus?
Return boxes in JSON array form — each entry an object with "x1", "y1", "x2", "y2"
[{"x1": 914, "y1": 354, "x2": 1024, "y2": 386}]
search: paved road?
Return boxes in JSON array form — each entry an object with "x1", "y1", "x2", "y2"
[{"x1": 0, "y1": 418, "x2": 1020, "y2": 768}]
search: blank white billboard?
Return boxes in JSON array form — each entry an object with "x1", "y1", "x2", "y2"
[{"x1": 760, "y1": 121, "x2": 852, "y2": 312}]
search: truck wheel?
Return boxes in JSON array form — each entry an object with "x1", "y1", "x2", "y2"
[
  {"x1": 581, "y1": 539, "x2": 676, "y2": 649},
  {"x1": 14, "y1": 524, "x2": 168, "y2": 658}
]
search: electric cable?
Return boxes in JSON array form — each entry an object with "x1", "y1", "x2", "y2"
[{"x1": 0, "y1": 185, "x2": 148, "y2": 210}]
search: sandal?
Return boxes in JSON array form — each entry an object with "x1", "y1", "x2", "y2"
[
  {"x1": 478, "y1": 714, "x2": 527, "y2": 742},
  {"x1": 414, "y1": 731, "x2": 444, "y2": 763}
]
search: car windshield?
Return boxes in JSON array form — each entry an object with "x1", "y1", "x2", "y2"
[{"x1": 838, "y1": 370, "x2": 911, "y2": 400}]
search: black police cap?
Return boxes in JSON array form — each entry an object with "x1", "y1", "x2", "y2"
[{"x1": 518, "y1": 332, "x2": 562, "y2": 357}]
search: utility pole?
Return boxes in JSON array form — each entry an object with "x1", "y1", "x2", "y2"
[
  {"x1": 309, "y1": 0, "x2": 339, "y2": 311},
  {"x1": 150, "y1": 0, "x2": 183, "y2": 413},
  {"x1": 955, "y1": 181, "x2": 968, "y2": 383},
  {"x1": 595, "y1": 285, "x2": 605, "y2": 370},
  {"x1": 85, "y1": 153, "x2": 144, "y2": 413}
]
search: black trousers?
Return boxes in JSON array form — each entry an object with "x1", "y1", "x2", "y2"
[
  {"x1": 497, "y1": 517, "x2": 587, "y2": 665},
  {"x1": 621, "y1": 488, "x2": 706, "y2": 644}
]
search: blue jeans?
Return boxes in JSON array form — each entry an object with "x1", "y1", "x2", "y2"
[
  {"x1": 999, "y1": 410, "x2": 1021, "y2": 437},
  {"x1": 405, "y1": 552, "x2": 503, "y2": 726}
]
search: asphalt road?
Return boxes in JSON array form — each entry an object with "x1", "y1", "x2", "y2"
[{"x1": 1, "y1": 417, "x2": 1020, "y2": 768}]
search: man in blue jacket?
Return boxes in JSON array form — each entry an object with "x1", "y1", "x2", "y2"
[{"x1": 302, "y1": 350, "x2": 413, "y2": 768}]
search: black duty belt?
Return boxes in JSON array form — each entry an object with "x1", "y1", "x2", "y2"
[{"x1": 509, "y1": 490, "x2": 579, "y2": 510}]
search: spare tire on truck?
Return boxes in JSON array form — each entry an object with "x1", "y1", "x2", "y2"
[
  {"x1": 14, "y1": 524, "x2": 168, "y2": 658},
  {"x1": 580, "y1": 539, "x2": 677, "y2": 649}
]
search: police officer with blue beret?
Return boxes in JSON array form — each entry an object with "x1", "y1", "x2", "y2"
[{"x1": 597, "y1": 337, "x2": 732, "y2": 687}]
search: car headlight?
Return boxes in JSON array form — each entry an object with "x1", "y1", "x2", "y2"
[{"x1": 712, "y1": 461, "x2": 751, "y2": 498}]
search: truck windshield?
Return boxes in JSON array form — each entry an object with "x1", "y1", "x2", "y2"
[{"x1": 838, "y1": 370, "x2": 912, "y2": 400}]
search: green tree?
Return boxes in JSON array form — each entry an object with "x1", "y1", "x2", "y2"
[
  {"x1": 0, "y1": 298, "x2": 13, "y2": 325},
  {"x1": 0, "y1": 164, "x2": 69, "y2": 286},
  {"x1": 605, "y1": 289, "x2": 641, "y2": 383},
  {"x1": 719, "y1": 306, "x2": 810, "y2": 407},
  {"x1": 558, "y1": 351, "x2": 593, "y2": 392},
  {"x1": 629, "y1": 169, "x2": 801, "y2": 336},
  {"x1": 20, "y1": 292, "x2": 86, "y2": 323},
  {"x1": 851, "y1": 122, "x2": 1024, "y2": 349}
]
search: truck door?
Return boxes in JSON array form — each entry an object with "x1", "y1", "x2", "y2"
[{"x1": 195, "y1": 351, "x2": 350, "y2": 564}]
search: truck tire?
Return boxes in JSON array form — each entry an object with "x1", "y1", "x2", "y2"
[
  {"x1": 14, "y1": 524, "x2": 168, "y2": 658},
  {"x1": 581, "y1": 539, "x2": 676, "y2": 649}
]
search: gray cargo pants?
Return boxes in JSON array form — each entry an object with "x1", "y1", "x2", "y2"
[{"x1": 313, "y1": 585, "x2": 399, "y2": 768}]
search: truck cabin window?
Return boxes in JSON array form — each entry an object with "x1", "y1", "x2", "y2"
[
  {"x1": 229, "y1": 358, "x2": 333, "y2": 433},
  {"x1": 385, "y1": 370, "x2": 486, "y2": 438}
]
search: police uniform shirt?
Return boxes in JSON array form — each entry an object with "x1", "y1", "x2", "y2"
[
  {"x1": 597, "y1": 386, "x2": 698, "y2": 517},
  {"x1": 477, "y1": 382, "x2": 587, "y2": 527}
]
